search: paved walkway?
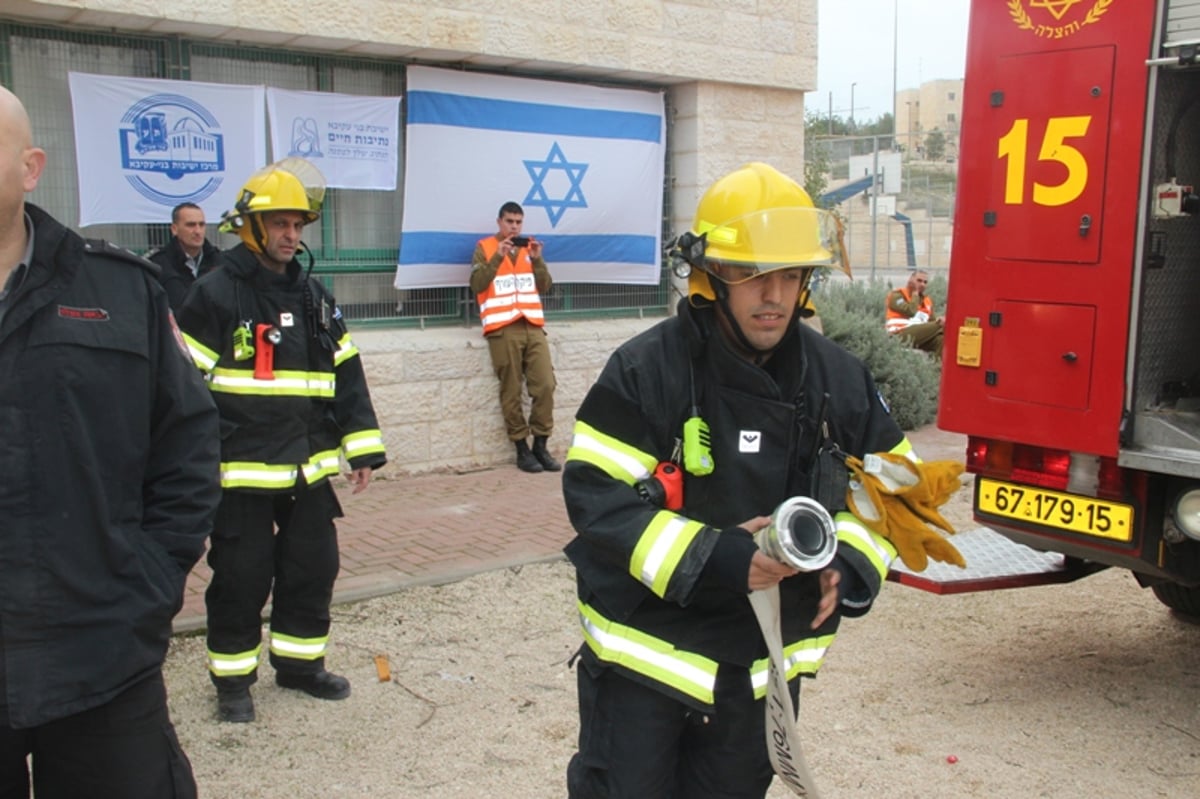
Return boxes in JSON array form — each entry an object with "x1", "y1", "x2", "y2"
[{"x1": 176, "y1": 424, "x2": 968, "y2": 633}]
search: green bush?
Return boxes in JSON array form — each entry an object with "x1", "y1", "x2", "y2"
[{"x1": 811, "y1": 277, "x2": 943, "y2": 431}]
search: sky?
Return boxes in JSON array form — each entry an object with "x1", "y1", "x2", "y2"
[{"x1": 807, "y1": 0, "x2": 971, "y2": 124}]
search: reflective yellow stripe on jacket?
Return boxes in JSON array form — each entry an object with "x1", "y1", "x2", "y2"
[
  {"x1": 208, "y1": 367, "x2": 335, "y2": 398},
  {"x1": 333, "y1": 332, "x2": 359, "y2": 367},
  {"x1": 221, "y1": 448, "x2": 341, "y2": 490},
  {"x1": 184, "y1": 333, "x2": 219, "y2": 373},
  {"x1": 568, "y1": 421, "x2": 705, "y2": 598},
  {"x1": 749, "y1": 633, "x2": 835, "y2": 699},
  {"x1": 343, "y1": 429, "x2": 386, "y2": 461},
  {"x1": 582, "y1": 601, "x2": 838, "y2": 707},
  {"x1": 580, "y1": 600, "x2": 719, "y2": 706},
  {"x1": 567, "y1": 420, "x2": 656, "y2": 485}
]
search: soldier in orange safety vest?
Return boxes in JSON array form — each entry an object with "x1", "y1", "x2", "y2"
[
  {"x1": 469, "y1": 201, "x2": 559, "y2": 473},
  {"x1": 885, "y1": 269, "x2": 944, "y2": 356}
]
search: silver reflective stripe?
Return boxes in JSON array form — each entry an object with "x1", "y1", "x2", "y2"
[
  {"x1": 579, "y1": 605, "x2": 717, "y2": 705},
  {"x1": 569, "y1": 427, "x2": 653, "y2": 484},
  {"x1": 270, "y1": 635, "x2": 327, "y2": 659},
  {"x1": 835, "y1": 513, "x2": 895, "y2": 579}
]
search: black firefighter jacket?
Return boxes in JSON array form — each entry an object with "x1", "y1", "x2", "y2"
[
  {"x1": 0, "y1": 204, "x2": 221, "y2": 729},
  {"x1": 175, "y1": 244, "x2": 387, "y2": 492},
  {"x1": 146, "y1": 235, "x2": 222, "y2": 310},
  {"x1": 563, "y1": 298, "x2": 907, "y2": 710}
]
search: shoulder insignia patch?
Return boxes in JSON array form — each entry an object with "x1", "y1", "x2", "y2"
[{"x1": 84, "y1": 238, "x2": 159, "y2": 275}]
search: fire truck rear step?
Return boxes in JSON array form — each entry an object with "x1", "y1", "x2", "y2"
[{"x1": 887, "y1": 527, "x2": 1104, "y2": 594}]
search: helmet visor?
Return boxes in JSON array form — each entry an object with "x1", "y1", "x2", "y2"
[
  {"x1": 696, "y1": 206, "x2": 849, "y2": 281},
  {"x1": 273, "y1": 156, "x2": 326, "y2": 216}
]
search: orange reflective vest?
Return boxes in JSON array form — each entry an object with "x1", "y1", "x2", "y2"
[
  {"x1": 475, "y1": 237, "x2": 546, "y2": 335},
  {"x1": 885, "y1": 287, "x2": 933, "y2": 334}
]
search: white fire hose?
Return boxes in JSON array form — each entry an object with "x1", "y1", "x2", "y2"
[{"x1": 749, "y1": 496, "x2": 837, "y2": 798}]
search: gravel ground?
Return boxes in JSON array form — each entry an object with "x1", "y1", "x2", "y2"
[{"x1": 163, "y1": 477, "x2": 1200, "y2": 798}]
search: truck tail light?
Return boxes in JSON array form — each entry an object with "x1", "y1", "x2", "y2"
[{"x1": 965, "y1": 436, "x2": 1143, "y2": 503}]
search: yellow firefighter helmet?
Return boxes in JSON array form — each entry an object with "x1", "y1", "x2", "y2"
[
  {"x1": 680, "y1": 162, "x2": 848, "y2": 304},
  {"x1": 219, "y1": 157, "x2": 325, "y2": 253}
]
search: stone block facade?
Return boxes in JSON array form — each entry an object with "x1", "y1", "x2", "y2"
[
  {"x1": 356, "y1": 317, "x2": 660, "y2": 476},
  {"x1": 5, "y1": 0, "x2": 821, "y2": 472}
]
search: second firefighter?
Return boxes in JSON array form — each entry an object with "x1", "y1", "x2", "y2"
[{"x1": 176, "y1": 158, "x2": 388, "y2": 724}]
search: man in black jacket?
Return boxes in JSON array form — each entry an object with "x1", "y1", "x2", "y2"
[
  {"x1": 0, "y1": 86, "x2": 220, "y2": 798},
  {"x1": 147, "y1": 201, "x2": 222, "y2": 310}
]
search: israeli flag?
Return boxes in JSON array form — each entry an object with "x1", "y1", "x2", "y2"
[{"x1": 395, "y1": 66, "x2": 665, "y2": 288}]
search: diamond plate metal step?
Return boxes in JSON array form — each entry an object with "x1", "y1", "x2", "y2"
[{"x1": 886, "y1": 526, "x2": 1102, "y2": 594}]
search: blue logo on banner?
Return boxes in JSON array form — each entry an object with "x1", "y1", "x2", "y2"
[
  {"x1": 289, "y1": 117, "x2": 323, "y2": 158},
  {"x1": 523, "y1": 142, "x2": 588, "y2": 227},
  {"x1": 118, "y1": 93, "x2": 225, "y2": 206}
]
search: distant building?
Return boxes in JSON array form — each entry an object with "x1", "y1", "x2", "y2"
[{"x1": 896, "y1": 78, "x2": 964, "y2": 161}]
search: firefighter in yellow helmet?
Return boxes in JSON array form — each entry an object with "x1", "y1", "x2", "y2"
[
  {"x1": 218, "y1": 156, "x2": 324, "y2": 255},
  {"x1": 176, "y1": 158, "x2": 387, "y2": 723},
  {"x1": 678, "y1": 160, "x2": 846, "y2": 352},
  {"x1": 562, "y1": 162, "x2": 913, "y2": 798}
]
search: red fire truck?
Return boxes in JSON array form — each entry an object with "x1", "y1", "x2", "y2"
[{"x1": 932, "y1": 0, "x2": 1200, "y2": 614}]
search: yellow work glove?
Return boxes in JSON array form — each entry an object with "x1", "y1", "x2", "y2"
[
  {"x1": 898, "y1": 457, "x2": 964, "y2": 536},
  {"x1": 844, "y1": 453, "x2": 967, "y2": 572},
  {"x1": 844, "y1": 451, "x2": 921, "y2": 530}
]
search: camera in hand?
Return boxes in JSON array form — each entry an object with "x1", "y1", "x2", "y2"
[{"x1": 509, "y1": 236, "x2": 531, "y2": 248}]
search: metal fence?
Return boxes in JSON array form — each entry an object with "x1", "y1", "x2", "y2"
[
  {"x1": 807, "y1": 133, "x2": 959, "y2": 281},
  {"x1": 0, "y1": 20, "x2": 674, "y2": 327}
]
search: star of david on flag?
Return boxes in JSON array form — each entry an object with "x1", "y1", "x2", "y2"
[
  {"x1": 524, "y1": 142, "x2": 588, "y2": 226},
  {"x1": 396, "y1": 66, "x2": 665, "y2": 288}
]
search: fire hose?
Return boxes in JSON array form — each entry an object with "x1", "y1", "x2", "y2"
[{"x1": 748, "y1": 496, "x2": 837, "y2": 799}]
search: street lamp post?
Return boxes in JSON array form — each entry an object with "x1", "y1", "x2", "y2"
[
  {"x1": 850, "y1": 82, "x2": 857, "y2": 130},
  {"x1": 893, "y1": 0, "x2": 898, "y2": 137}
]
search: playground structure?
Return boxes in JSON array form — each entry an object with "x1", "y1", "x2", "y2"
[{"x1": 818, "y1": 173, "x2": 932, "y2": 272}]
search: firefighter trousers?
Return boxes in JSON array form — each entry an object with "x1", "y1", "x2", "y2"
[
  {"x1": 566, "y1": 647, "x2": 799, "y2": 799},
  {"x1": 205, "y1": 481, "x2": 344, "y2": 689},
  {"x1": 485, "y1": 317, "x2": 556, "y2": 440}
]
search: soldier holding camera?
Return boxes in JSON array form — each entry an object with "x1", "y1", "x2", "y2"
[{"x1": 470, "y1": 200, "x2": 559, "y2": 473}]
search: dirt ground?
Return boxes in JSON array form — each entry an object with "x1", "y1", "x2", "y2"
[{"x1": 162, "y1": 476, "x2": 1200, "y2": 799}]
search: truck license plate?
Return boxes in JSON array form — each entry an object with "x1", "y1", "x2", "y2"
[{"x1": 976, "y1": 478, "x2": 1134, "y2": 542}]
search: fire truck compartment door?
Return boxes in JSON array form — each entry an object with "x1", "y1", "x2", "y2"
[
  {"x1": 984, "y1": 47, "x2": 1114, "y2": 264},
  {"x1": 987, "y1": 300, "x2": 1095, "y2": 410}
]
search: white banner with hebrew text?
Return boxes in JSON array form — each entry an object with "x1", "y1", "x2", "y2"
[{"x1": 266, "y1": 88, "x2": 400, "y2": 190}]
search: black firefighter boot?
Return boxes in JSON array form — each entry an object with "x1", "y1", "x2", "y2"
[
  {"x1": 532, "y1": 435, "x2": 561, "y2": 472},
  {"x1": 515, "y1": 439, "x2": 544, "y2": 473},
  {"x1": 216, "y1": 686, "x2": 255, "y2": 723}
]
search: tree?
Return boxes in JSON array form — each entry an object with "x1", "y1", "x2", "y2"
[
  {"x1": 925, "y1": 129, "x2": 946, "y2": 162},
  {"x1": 803, "y1": 110, "x2": 834, "y2": 204}
]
